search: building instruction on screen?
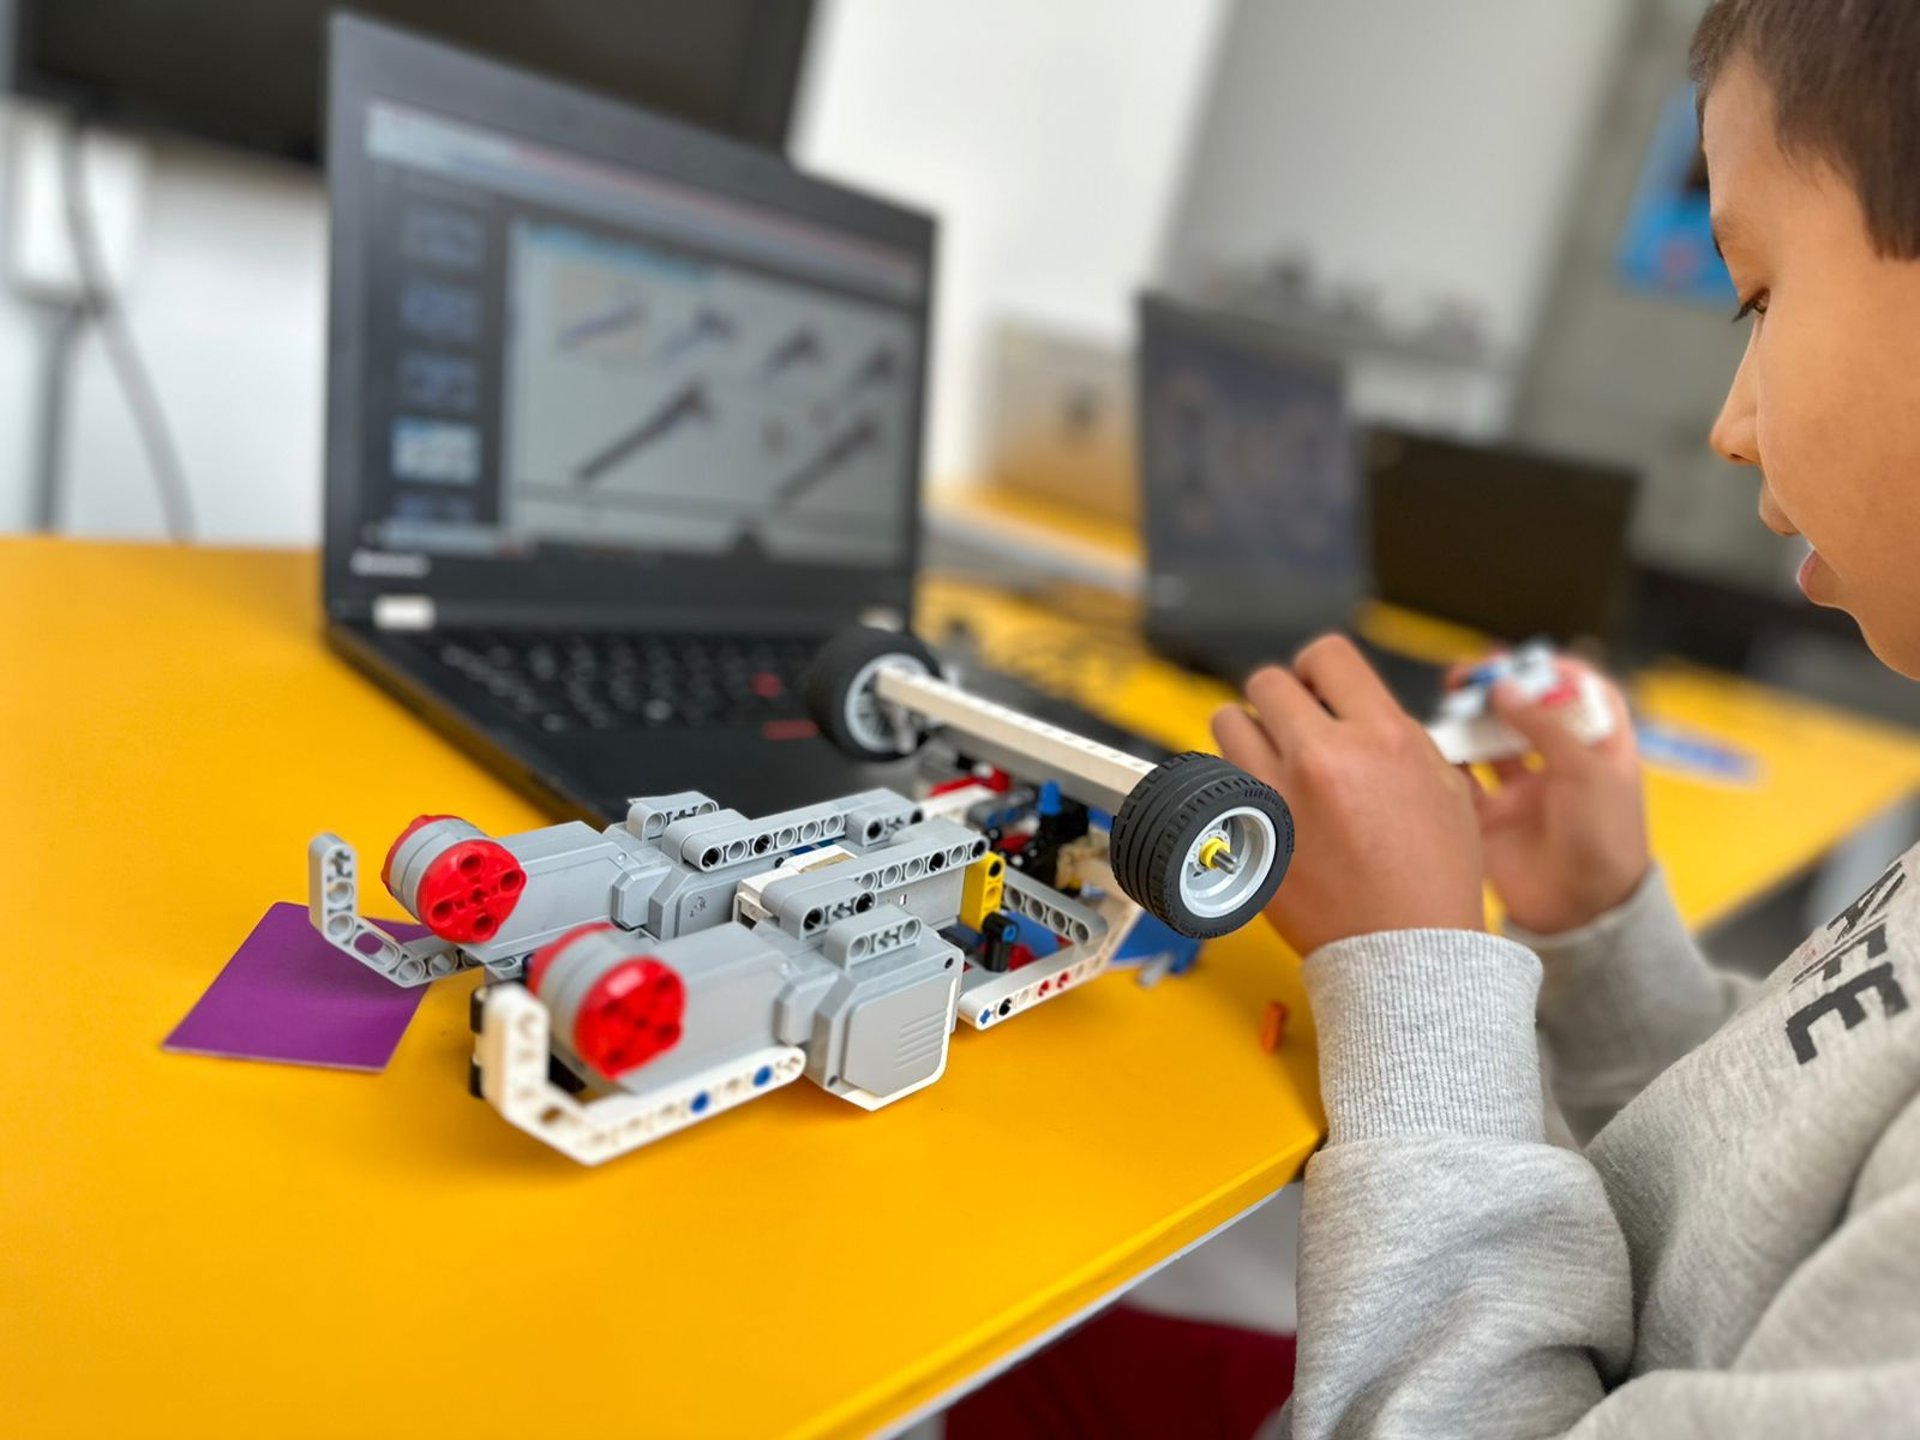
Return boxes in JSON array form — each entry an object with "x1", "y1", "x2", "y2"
[{"x1": 502, "y1": 221, "x2": 915, "y2": 567}]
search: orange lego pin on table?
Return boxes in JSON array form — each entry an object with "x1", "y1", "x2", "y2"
[{"x1": 1259, "y1": 1000, "x2": 1290, "y2": 1054}]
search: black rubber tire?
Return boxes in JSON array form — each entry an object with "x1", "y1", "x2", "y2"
[
  {"x1": 1108, "y1": 752, "x2": 1294, "y2": 939},
  {"x1": 803, "y1": 626, "x2": 944, "y2": 761}
]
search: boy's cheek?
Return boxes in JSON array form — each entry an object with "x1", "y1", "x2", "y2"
[
  {"x1": 1759, "y1": 346, "x2": 1920, "y2": 674},
  {"x1": 1755, "y1": 303, "x2": 1898, "y2": 560}
]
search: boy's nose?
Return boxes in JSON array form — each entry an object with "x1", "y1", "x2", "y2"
[{"x1": 1710, "y1": 338, "x2": 1761, "y2": 467}]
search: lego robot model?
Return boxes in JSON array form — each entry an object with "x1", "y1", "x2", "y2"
[
  {"x1": 1426, "y1": 642, "x2": 1615, "y2": 765},
  {"x1": 304, "y1": 627, "x2": 1294, "y2": 1165}
]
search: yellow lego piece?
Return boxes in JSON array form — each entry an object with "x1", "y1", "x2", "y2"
[
  {"x1": 960, "y1": 852, "x2": 1006, "y2": 930},
  {"x1": 1197, "y1": 837, "x2": 1230, "y2": 871}
]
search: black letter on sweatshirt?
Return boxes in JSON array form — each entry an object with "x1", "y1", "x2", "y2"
[
  {"x1": 1786, "y1": 963, "x2": 1910, "y2": 1065},
  {"x1": 1830, "y1": 865, "x2": 1904, "y2": 943},
  {"x1": 1792, "y1": 921, "x2": 1892, "y2": 988}
]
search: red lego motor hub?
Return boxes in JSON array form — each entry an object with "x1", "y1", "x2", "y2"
[
  {"x1": 414, "y1": 839, "x2": 525, "y2": 942},
  {"x1": 382, "y1": 814, "x2": 528, "y2": 944},
  {"x1": 573, "y1": 957, "x2": 686, "y2": 1078}
]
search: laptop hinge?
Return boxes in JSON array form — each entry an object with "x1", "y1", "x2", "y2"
[{"x1": 372, "y1": 594, "x2": 437, "y2": 632}]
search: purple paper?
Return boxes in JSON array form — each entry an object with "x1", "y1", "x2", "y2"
[{"x1": 165, "y1": 902, "x2": 433, "y2": 1072}]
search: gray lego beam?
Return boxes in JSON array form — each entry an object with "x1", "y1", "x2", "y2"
[{"x1": 307, "y1": 833, "x2": 471, "y2": 986}]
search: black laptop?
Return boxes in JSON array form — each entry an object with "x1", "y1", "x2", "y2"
[
  {"x1": 322, "y1": 17, "x2": 1160, "y2": 824},
  {"x1": 319, "y1": 14, "x2": 948, "y2": 820},
  {"x1": 1137, "y1": 295, "x2": 1641, "y2": 708},
  {"x1": 1135, "y1": 293, "x2": 1440, "y2": 707}
]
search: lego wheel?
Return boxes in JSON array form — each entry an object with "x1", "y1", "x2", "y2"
[
  {"x1": 804, "y1": 626, "x2": 943, "y2": 761},
  {"x1": 1108, "y1": 753, "x2": 1293, "y2": 939}
]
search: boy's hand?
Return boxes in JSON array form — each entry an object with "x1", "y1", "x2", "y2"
[
  {"x1": 1211, "y1": 636, "x2": 1487, "y2": 957},
  {"x1": 1466, "y1": 659, "x2": 1650, "y2": 935}
]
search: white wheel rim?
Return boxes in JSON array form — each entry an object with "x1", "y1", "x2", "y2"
[
  {"x1": 844, "y1": 655, "x2": 929, "y2": 754},
  {"x1": 1178, "y1": 806, "x2": 1277, "y2": 920}
]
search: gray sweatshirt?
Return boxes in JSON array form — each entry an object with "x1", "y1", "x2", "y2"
[{"x1": 1280, "y1": 843, "x2": 1920, "y2": 1437}]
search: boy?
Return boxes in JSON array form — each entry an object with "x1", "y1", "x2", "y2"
[{"x1": 1215, "y1": 2, "x2": 1920, "y2": 1434}]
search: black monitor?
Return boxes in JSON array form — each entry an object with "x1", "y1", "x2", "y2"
[
  {"x1": 1366, "y1": 428, "x2": 1640, "y2": 647},
  {"x1": 324, "y1": 14, "x2": 933, "y2": 635},
  {"x1": 7, "y1": 0, "x2": 815, "y2": 160},
  {"x1": 1137, "y1": 293, "x2": 1366, "y2": 645}
]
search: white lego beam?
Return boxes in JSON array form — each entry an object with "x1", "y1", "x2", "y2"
[
  {"x1": 956, "y1": 871, "x2": 1118, "y2": 1031},
  {"x1": 476, "y1": 985, "x2": 806, "y2": 1165},
  {"x1": 874, "y1": 668, "x2": 1156, "y2": 814}
]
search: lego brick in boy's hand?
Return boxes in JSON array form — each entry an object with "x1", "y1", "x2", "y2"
[
  {"x1": 1425, "y1": 643, "x2": 1616, "y2": 767},
  {"x1": 1461, "y1": 658, "x2": 1650, "y2": 937}
]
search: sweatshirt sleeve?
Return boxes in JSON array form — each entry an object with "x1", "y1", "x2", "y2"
[
  {"x1": 1285, "y1": 929, "x2": 1637, "y2": 1439},
  {"x1": 1506, "y1": 868, "x2": 1754, "y2": 1140},
  {"x1": 1281, "y1": 929, "x2": 1920, "y2": 1440}
]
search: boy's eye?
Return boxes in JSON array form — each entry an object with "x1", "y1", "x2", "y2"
[{"x1": 1732, "y1": 292, "x2": 1770, "y2": 324}]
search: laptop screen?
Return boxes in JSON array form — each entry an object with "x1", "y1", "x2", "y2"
[
  {"x1": 1137, "y1": 295, "x2": 1364, "y2": 641},
  {"x1": 325, "y1": 17, "x2": 934, "y2": 631}
]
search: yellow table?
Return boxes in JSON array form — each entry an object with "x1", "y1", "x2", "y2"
[
  {"x1": 4, "y1": 537, "x2": 1918, "y2": 1439},
  {"x1": 0, "y1": 540, "x2": 1320, "y2": 1440}
]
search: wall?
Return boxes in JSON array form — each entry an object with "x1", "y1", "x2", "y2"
[
  {"x1": 790, "y1": 0, "x2": 1229, "y2": 484},
  {"x1": 1511, "y1": 0, "x2": 1782, "y2": 590},
  {"x1": 0, "y1": 0, "x2": 1229, "y2": 543},
  {"x1": 1162, "y1": 0, "x2": 1633, "y2": 361},
  {"x1": 0, "y1": 1, "x2": 1656, "y2": 543},
  {"x1": 0, "y1": 125, "x2": 329, "y2": 542}
]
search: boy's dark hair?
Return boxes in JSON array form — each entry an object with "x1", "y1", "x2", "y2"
[{"x1": 1691, "y1": 0, "x2": 1920, "y2": 258}]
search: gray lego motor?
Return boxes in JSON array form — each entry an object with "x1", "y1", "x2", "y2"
[
  {"x1": 1108, "y1": 752, "x2": 1293, "y2": 939},
  {"x1": 804, "y1": 625, "x2": 943, "y2": 761}
]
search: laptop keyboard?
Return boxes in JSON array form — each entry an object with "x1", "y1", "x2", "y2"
[{"x1": 428, "y1": 631, "x2": 817, "y2": 734}]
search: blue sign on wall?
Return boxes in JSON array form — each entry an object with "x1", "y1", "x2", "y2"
[{"x1": 1616, "y1": 87, "x2": 1735, "y2": 305}]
